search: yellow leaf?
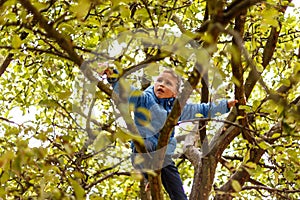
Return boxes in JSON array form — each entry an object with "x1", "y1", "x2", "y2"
[
  {"x1": 131, "y1": 170, "x2": 144, "y2": 180},
  {"x1": 195, "y1": 113, "x2": 203, "y2": 117},
  {"x1": 131, "y1": 90, "x2": 143, "y2": 97},
  {"x1": 133, "y1": 154, "x2": 144, "y2": 165},
  {"x1": 236, "y1": 116, "x2": 245, "y2": 120},
  {"x1": 143, "y1": 169, "x2": 157, "y2": 176},
  {"x1": 136, "y1": 107, "x2": 151, "y2": 121},
  {"x1": 231, "y1": 76, "x2": 241, "y2": 87}
]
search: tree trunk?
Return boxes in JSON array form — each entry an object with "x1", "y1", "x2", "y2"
[
  {"x1": 140, "y1": 179, "x2": 151, "y2": 200},
  {"x1": 149, "y1": 174, "x2": 164, "y2": 200}
]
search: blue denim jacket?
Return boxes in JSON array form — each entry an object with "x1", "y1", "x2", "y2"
[{"x1": 111, "y1": 80, "x2": 229, "y2": 156}]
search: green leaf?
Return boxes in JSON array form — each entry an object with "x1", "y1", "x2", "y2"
[
  {"x1": 258, "y1": 141, "x2": 272, "y2": 150},
  {"x1": 93, "y1": 131, "x2": 113, "y2": 151},
  {"x1": 69, "y1": 178, "x2": 85, "y2": 199},
  {"x1": 39, "y1": 99, "x2": 59, "y2": 108},
  {"x1": 238, "y1": 105, "x2": 251, "y2": 112},
  {"x1": 244, "y1": 162, "x2": 257, "y2": 170},
  {"x1": 119, "y1": 5, "x2": 131, "y2": 19},
  {"x1": 271, "y1": 133, "x2": 281, "y2": 138},
  {"x1": 0, "y1": 187, "x2": 5, "y2": 198},
  {"x1": 284, "y1": 168, "x2": 295, "y2": 182},
  {"x1": 0, "y1": 171, "x2": 10, "y2": 183},
  {"x1": 115, "y1": 127, "x2": 144, "y2": 144},
  {"x1": 33, "y1": 1, "x2": 48, "y2": 11},
  {"x1": 262, "y1": 8, "x2": 279, "y2": 27},
  {"x1": 5, "y1": 127, "x2": 20, "y2": 136},
  {"x1": 12, "y1": 35, "x2": 22, "y2": 49},
  {"x1": 243, "y1": 149, "x2": 250, "y2": 163},
  {"x1": 71, "y1": 0, "x2": 91, "y2": 20},
  {"x1": 57, "y1": 90, "x2": 72, "y2": 100},
  {"x1": 59, "y1": 24, "x2": 75, "y2": 34},
  {"x1": 134, "y1": 8, "x2": 149, "y2": 21},
  {"x1": 231, "y1": 180, "x2": 242, "y2": 192}
]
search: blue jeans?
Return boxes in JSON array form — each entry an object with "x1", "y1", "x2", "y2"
[{"x1": 161, "y1": 156, "x2": 188, "y2": 200}]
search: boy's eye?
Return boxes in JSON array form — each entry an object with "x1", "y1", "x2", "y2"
[
  {"x1": 156, "y1": 77, "x2": 174, "y2": 87},
  {"x1": 166, "y1": 81, "x2": 173, "y2": 86}
]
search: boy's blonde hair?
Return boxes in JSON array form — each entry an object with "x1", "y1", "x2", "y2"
[{"x1": 161, "y1": 69, "x2": 181, "y2": 92}]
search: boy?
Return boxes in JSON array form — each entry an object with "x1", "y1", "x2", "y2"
[{"x1": 103, "y1": 67, "x2": 237, "y2": 200}]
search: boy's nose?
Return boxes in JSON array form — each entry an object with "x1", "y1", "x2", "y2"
[{"x1": 159, "y1": 82, "x2": 166, "y2": 87}]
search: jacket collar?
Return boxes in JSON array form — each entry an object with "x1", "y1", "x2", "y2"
[{"x1": 146, "y1": 86, "x2": 175, "y2": 108}]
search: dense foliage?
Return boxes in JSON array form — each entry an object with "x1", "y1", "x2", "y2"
[{"x1": 0, "y1": 0, "x2": 299, "y2": 199}]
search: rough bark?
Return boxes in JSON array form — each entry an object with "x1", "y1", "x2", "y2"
[{"x1": 231, "y1": 10, "x2": 254, "y2": 145}]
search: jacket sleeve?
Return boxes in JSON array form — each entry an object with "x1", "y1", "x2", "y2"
[
  {"x1": 110, "y1": 77, "x2": 143, "y2": 106},
  {"x1": 180, "y1": 100, "x2": 229, "y2": 120}
]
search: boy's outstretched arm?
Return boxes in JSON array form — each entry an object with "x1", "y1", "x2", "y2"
[{"x1": 180, "y1": 99, "x2": 238, "y2": 120}]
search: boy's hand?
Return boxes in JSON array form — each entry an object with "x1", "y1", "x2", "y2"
[
  {"x1": 99, "y1": 63, "x2": 113, "y2": 77},
  {"x1": 227, "y1": 100, "x2": 238, "y2": 109},
  {"x1": 98, "y1": 63, "x2": 118, "y2": 83}
]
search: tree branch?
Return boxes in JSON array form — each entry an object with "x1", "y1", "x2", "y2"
[
  {"x1": 84, "y1": 171, "x2": 131, "y2": 190},
  {"x1": 223, "y1": 0, "x2": 264, "y2": 21},
  {"x1": 18, "y1": 0, "x2": 112, "y2": 97},
  {"x1": 19, "y1": 0, "x2": 82, "y2": 66},
  {"x1": 0, "y1": 53, "x2": 13, "y2": 77},
  {"x1": 242, "y1": 185, "x2": 300, "y2": 196}
]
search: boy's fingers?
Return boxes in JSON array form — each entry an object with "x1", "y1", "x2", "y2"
[
  {"x1": 98, "y1": 63, "x2": 114, "y2": 76},
  {"x1": 98, "y1": 62, "x2": 110, "y2": 74},
  {"x1": 228, "y1": 100, "x2": 238, "y2": 108},
  {"x1": 100, "y1": 68, "x2": 112, "y2": 76}
]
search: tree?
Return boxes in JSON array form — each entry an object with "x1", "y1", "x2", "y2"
[{"x1": 0, "y1": 0, "x2": 299, "y2": 199}]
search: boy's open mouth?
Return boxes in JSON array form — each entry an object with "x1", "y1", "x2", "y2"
[{"x1": 157, "y1": 88, "x2": 164, "y2": 93}]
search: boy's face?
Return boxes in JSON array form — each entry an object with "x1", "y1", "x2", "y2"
[{"x1": 154, "y1": 72, "x2": 178, "y2": 99}]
